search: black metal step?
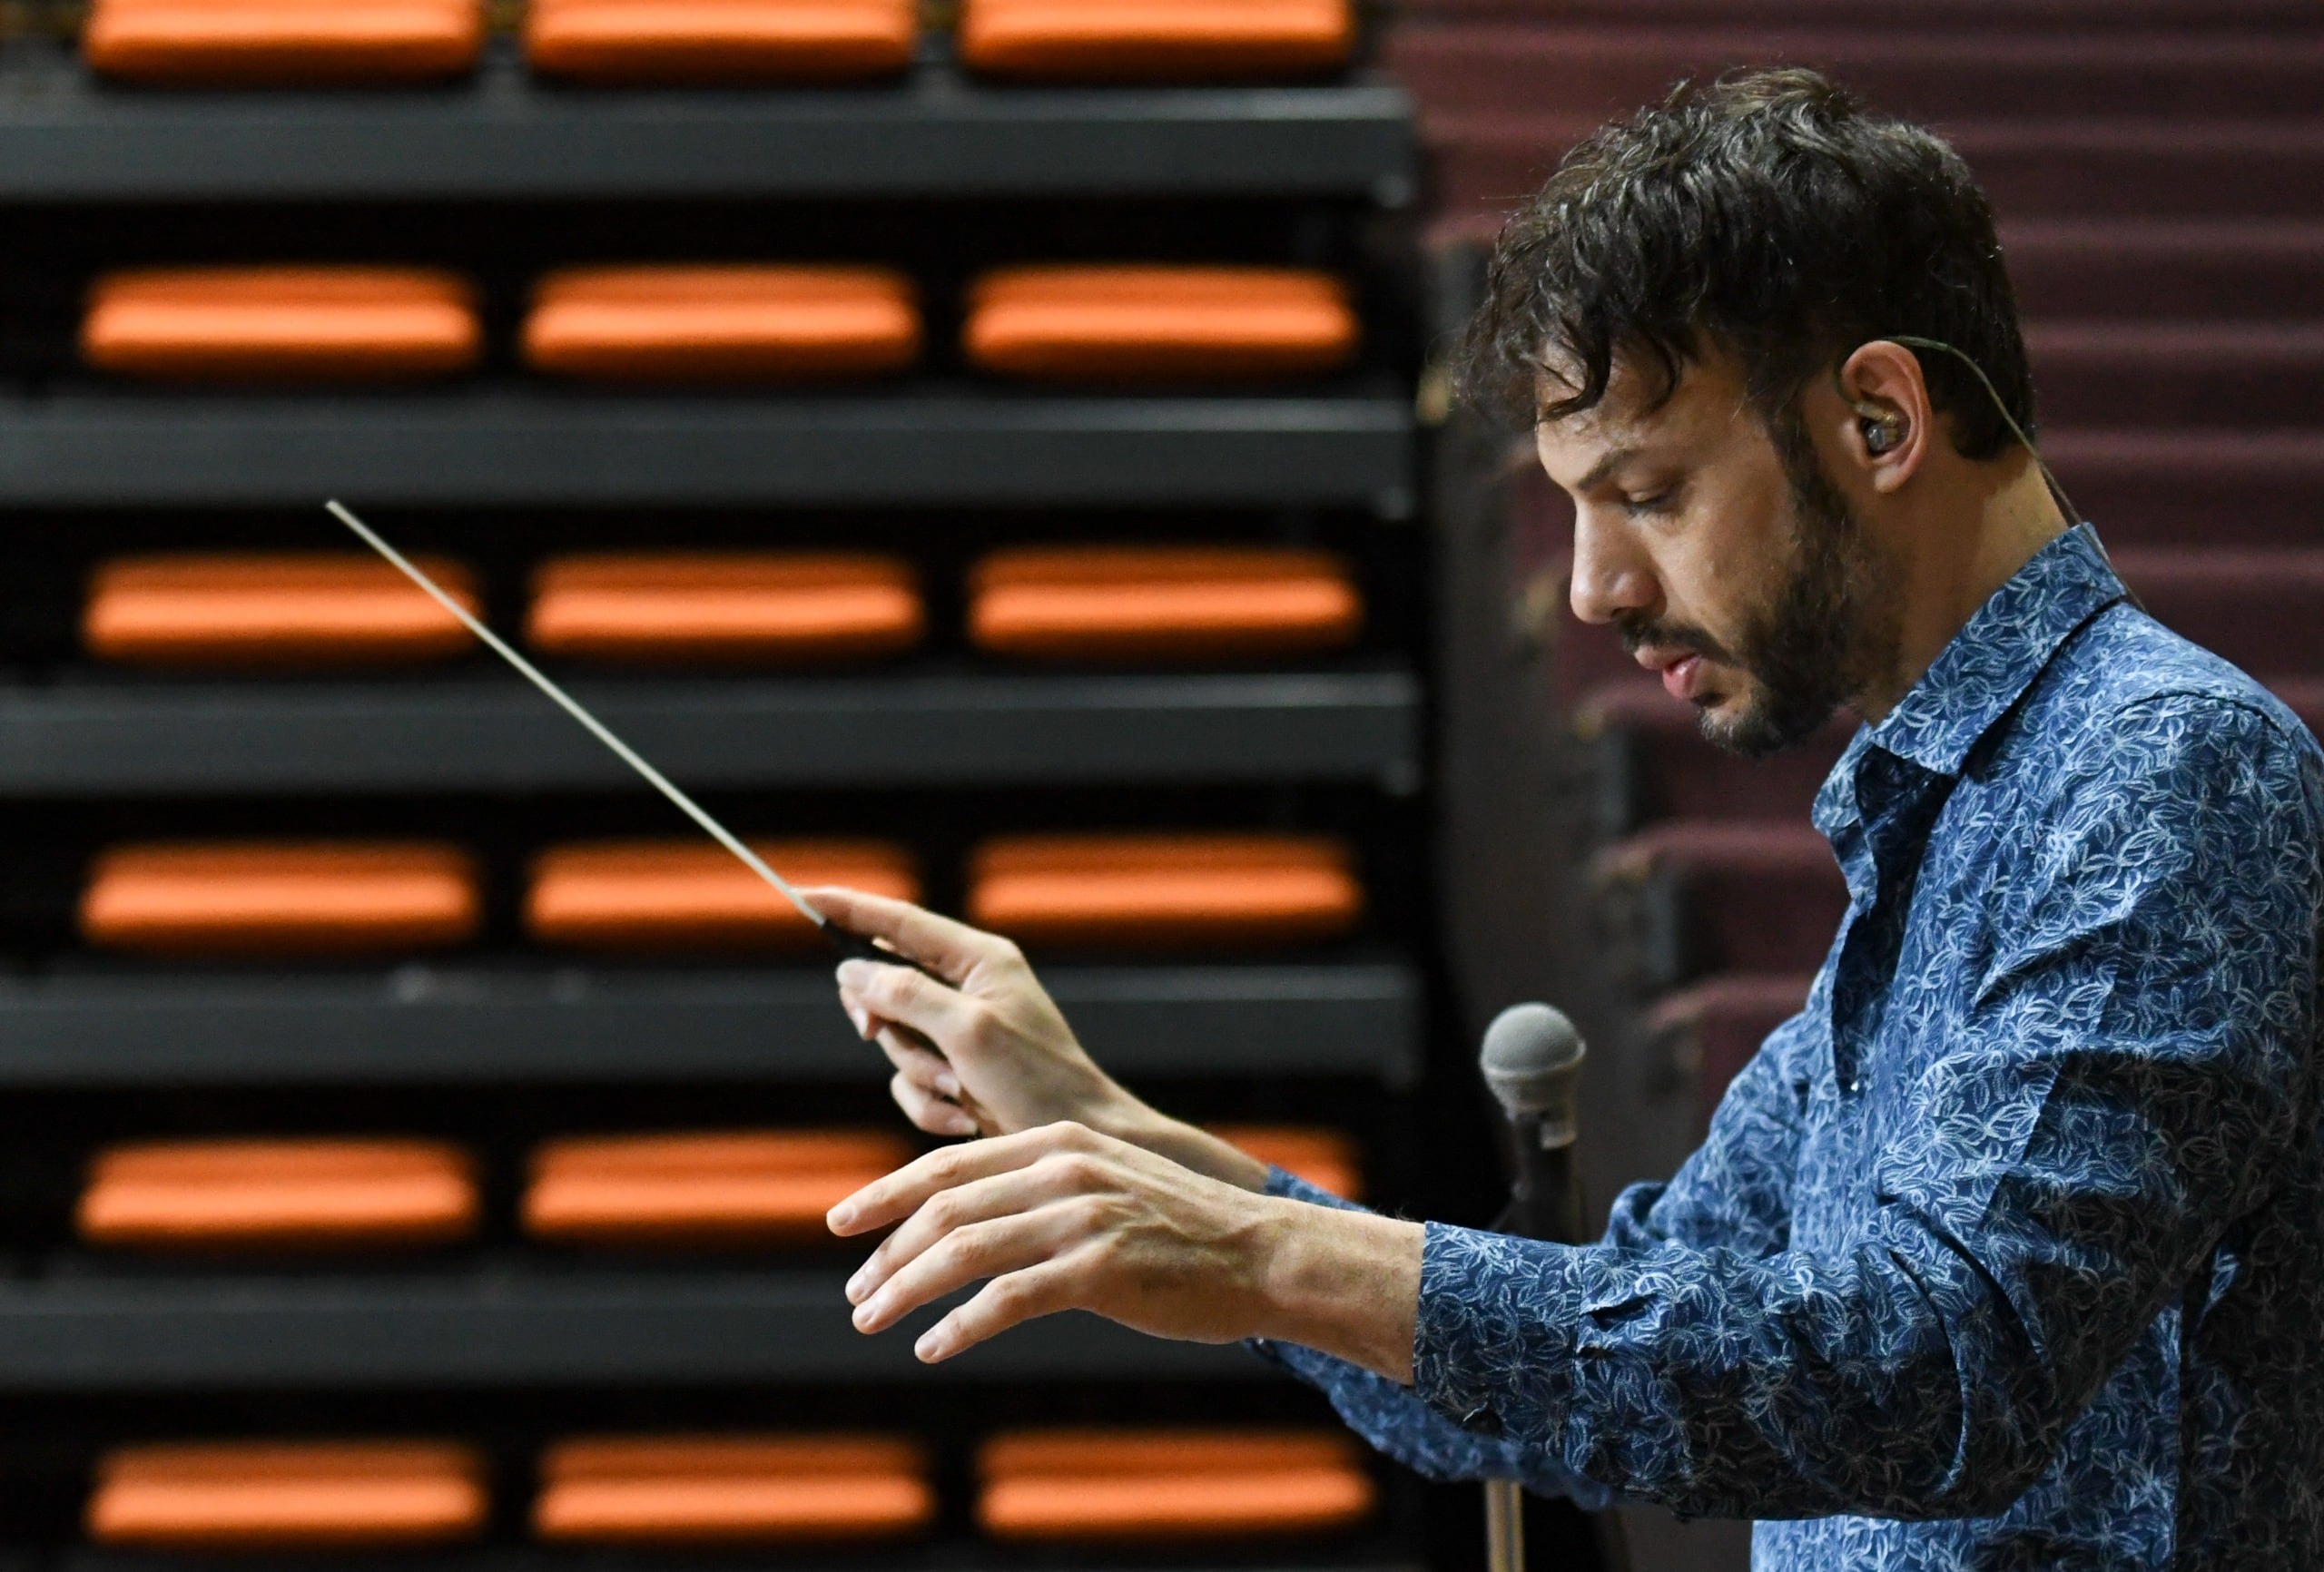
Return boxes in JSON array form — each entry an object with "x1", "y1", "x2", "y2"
[
  {"x1": 0, "y1": 672, "x2": 1422, "y2": 797},
  {"x1": 0, "y1": 54, "x2": 1415, "y2": 206},
  {"x1": 0, "y1": 963, "x2": 1424, "y2": 1087},
  {"x1": 0, "y1": 392, "x2": 1415, "y2": 513},
  {"x1": 0, "y1": 1269, "x2": 1254, "y2": 1389}
]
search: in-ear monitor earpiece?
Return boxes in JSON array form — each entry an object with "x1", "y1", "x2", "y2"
[{"x1": 1862, "y1": 335, "x2": 2139, "y2": 610}]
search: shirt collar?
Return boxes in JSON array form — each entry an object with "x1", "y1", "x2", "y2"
[{"x1": 1813, "y1": 525, "x2": 2126, "y2": 830}]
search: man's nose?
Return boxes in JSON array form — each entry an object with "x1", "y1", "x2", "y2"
[{"x1": 1568, "y1": 509, "x2": 1658, "y2": 627}]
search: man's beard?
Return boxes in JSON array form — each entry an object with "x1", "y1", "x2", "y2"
[{"x1": 1620, "y1": 420, "x2": 1900, "y2": 760}]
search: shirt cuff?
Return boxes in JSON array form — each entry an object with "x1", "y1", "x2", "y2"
[
  {"x1": 1413, "y1": 1221, "x2": 1590, "y2": 1448},
  {"x1": 1264, "y1": 1164, "x2": 1368, "y2": 1213}
]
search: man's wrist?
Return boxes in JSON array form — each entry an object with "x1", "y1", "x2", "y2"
[
  {"x1": 1088, "y1": 1096, "x2": 1271, "y2": 1191},
  {"x1": 1255, "y1": 1199, "x2": 1423, "y2": 1383}
]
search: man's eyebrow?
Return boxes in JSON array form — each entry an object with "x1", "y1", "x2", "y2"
[{"x1": 1571, "y1": 446, "x2": 1641, "y2": 494}]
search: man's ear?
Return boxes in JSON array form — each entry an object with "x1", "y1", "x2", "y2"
[{"x1": 1837, "y1": 340, "x2": 1935, "y2": 494}]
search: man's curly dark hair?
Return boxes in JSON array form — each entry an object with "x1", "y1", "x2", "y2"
[{"x1": 1455, "y1": 67, "x2": 2034, "y2": 460}]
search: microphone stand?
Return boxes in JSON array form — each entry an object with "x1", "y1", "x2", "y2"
[{"x1": 1480, "y1": 1007, "x2": 1632, "y2": 1572}]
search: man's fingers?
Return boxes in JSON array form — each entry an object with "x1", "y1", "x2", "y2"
[
  {"x1": 846, "y1": 1158, "x2": 1089, "y2": 1305},
  {"x1": 876, "y1": 1032, "x2": 960, "y2": 1102},
  {"x1": 837, "y1": 961, "x2": 979, "y2": 1053},
  {"x1": 916, "y1": 1261, "x2": 1078, "y2": 1363},
  {"x1": 852, "y1": 1206, "x2": 1078, "y2": 1337},
  {"x1": 828, "y1": 1125, "x2": 1073, "y2": 1237},
  {"x1": 800, "y1": 887, "x2": 998, "y2": 986},
  {"x1": 890, "y1": 1072, "x2": 980, "y2": 1139},
  {"x1": 877, "y1": 1027, "x2": 998, "y2": 1135}
]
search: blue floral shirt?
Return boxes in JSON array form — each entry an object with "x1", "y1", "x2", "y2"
[{"x1": 1256, "y1": 526, "x2": 2324, "y2": 1568}]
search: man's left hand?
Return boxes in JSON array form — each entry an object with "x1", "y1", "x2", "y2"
[{"x1": 828, "y1": 1120, "x2": 1423, "y2": 1378}]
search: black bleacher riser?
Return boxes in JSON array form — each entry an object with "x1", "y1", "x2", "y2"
[
  {"x1": 0, "y1": 1274, "x2": 1255, "y2": 1389},
  {"x1": 0, "y1": 673, "x2": 1422, "y2": 796},
  {"x1": 0, "y1": 54, "x2": 1417, "y2": 206},
  {"x1": 0, "y1": 964, "x2": 1425, "y2": 1088},
  {"x1": 0, "y1": 394, "x2": 1416, "y2": 514}
]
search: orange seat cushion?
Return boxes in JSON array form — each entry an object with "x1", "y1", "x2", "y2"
[
  {"x1": 78, "y1": 1139, "x2": 479, "y2": 1252},
  {"x1": 969, "y1": 545, "x2": 1361, "y2": 663},
  {"x1": 524, "y1": 1130, "x2": 913, "y2": 1246},
  {"x1": 83, "y1": 268, "x2": 481, "y2": 383},
  {"x1": 967, "y1": 834, "x2": 1362, "y2": 948},
  {"x1": 527, "y1": 554, "x2": 923, "y2": 663},
  {"x1": 963, "y1": 267, "x2": 1355, "y2": 382},
  {"x1": 84, "y1": 0, "x2": 484, "y2": 84},
  {"x1": 536, "y1": 1436, "x2": 931, "y2": 1543},
  {"x1": 1209, "y1": 1125, "x2": 1360, "y2": 1201},
  {"x1": 83, "y1": 554, "x2": 479, "y2": 669},
  {"x1": 80, "y1": 842, "x2": 482, "y2": 958},
  {"x1": 977, "y1": 1430, "x2": 1372, "y2": 1540},
  {"x1": 88, "y1": 1442, "x2": 488, "y2": 1552},
  {"x1": 523, "y1": 268, "x2": 921, "y2": 382},
  {"x1": 526, "y1": 840, "x2": 918, "y2": 951},
  {"x1": 958, "y1": 0, "x2": 1351, "y2": 81},
  {"x1": 525, "y1": 0, "x2": 916, "y2": 83}
]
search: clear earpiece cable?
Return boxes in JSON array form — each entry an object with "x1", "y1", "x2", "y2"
[{"x1": 1883, "y1": 335, "x2": 2142, "y2": 610}]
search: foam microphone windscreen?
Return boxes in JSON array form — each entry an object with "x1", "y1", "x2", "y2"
[{"x1": 1478, "y1": 1002, "x2": 1585, "y2": 1148}]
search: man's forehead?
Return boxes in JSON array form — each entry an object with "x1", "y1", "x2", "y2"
[
  {"x1": 1533, "y1": 355, "x2": 1748, "y2": 481},
  {"x1": 1531, "y1": 378, "x2": 1666, "y2": 486}
]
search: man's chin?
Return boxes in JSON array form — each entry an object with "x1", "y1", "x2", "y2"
[{"x1": 1692, "y1": 685, "x2": 1824, "y2": 761}]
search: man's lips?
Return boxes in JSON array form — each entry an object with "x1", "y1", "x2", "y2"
[{"x1": 1637, "y1": 647, "x2": 1708, "y2": 702}]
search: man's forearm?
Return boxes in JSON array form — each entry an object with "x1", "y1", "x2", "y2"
[
  {"x1": 1094, "y1": 1097, "x2": 1273, "y2": 1192},
  {"x1": 1255, "y1": 1200, "x2": 1425, "y2": 1384}
]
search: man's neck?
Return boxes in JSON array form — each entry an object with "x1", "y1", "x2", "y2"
[{"x1": 1853, "y1": 451, "x2": 2071, "y2": 722}]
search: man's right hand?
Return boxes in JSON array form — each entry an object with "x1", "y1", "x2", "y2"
[{"x1": 802, "y1": 888, "x2": 1267, "y2": 1191}]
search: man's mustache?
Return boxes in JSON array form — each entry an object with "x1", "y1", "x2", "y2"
[{"x1": 1616, "y1": 614, "x2": 1736, "y2": 668}]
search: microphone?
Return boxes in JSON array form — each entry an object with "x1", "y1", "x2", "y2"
[
  {"x1": 1477, "y1": 1004, "x2": 1631, "y2": 1572},
  {"x1": 1480, "y1": 1002, "x2": 1589, "y2": 1246}
]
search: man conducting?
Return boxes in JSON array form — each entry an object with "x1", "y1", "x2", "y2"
[{"x1": 806, "y1": 70, "x2": 2324, "y2": 1566}]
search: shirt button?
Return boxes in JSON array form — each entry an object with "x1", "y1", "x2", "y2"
[{"x1": 1847, "y1": 1077, "x2": 1865, "y2": 1095}]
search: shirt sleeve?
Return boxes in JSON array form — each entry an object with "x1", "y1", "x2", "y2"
[
  {"x1": 1411, "y1": 696, "x2": 2324, "y2": 1520},
  {"x1": 1246, "y1": 1169, "x2": 1608, "y2": 1506},
  {"x1": 1601, "y1": 1005, "x2": 1817, "y2": 1258}
]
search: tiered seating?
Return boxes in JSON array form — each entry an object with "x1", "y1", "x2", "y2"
[
  {"x1": 1591, "y1": 822, "x2": 1846, "y2": 991},
  {"x1": 80, "y1": 843, "x2": 482, "y2": 957},
  {"x1": 976, "y1": 1429, "x2": 1373, "y2": 1539},
  {"x1": 963, "y1": 267, "x2": 1357, "y2": 382},
  {"x1": 1393, "y1": 21, "x2": 2324, "y2": 222},
  {"x1": 83, "y1": 555, "x2": 479, "y2": 669},
  {"x1": 958, "y1": 0, "x2": 1355, "y2": 81},
  {"x1": 525, "y1": 554, "x2": 923, "y2": 663},
  {"x1": 1397, "y1": 6, "x2": 2324, "y2": 1137},
  {"x1": 535, "y1": 1436, "x2": 931, "y2": 1542},
  {"x1": 521, "y1": 267, "x2": 921, "y2": 382},
  {"x1": 15, "y1": 16, "x2": 1428, "y2": 1570},
  {"x1": 83, "y1": 0, "x2": 485, "y2": 84},
  {"x1": 2112, "y1": 549, "x2": 2324, "y2": 702},
  {"x1": 524, "y1": 0, "x2": 918, "y2": 84},
  {"x1": 522, "y1": 1130, "x2": 911, "y2": 1245},
  {"x1": 79, "y1": 1139, "x2": 478, "y2": 1253},
  {"x1": 87, "y1": 1442, "x2": 489, "y2": 1551},
  {"x1": 1211, "y1": 1125, "x2": 1361, "y2": 1199},
  {"x1": 966, "y1": 833, "x2": 1364, "y2": 949},
  {"x1": 969, "y1": 545, "x2": 1362, "y2": 663},
  {"x1": 525, "y1": 840, "x2": 917, "y2": 949},
  {"x1": 82, "y1": 269, "x2": 481, "y2": 382}
]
